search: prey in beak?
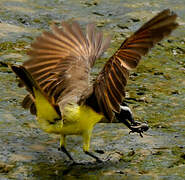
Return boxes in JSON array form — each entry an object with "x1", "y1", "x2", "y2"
[{"x1": 115, "y1": 103, "x2": 149, "y2": 137}]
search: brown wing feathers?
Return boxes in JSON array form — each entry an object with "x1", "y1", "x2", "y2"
[
  {"x1": 13, "y1": 9, "x2": 178, "y2": 122},
  {"x1": 20, "y1": 21, "x2": 110, "y2": 114},
  {"x1": 89, "y1": 9, "x2": 178, "y2": 121}
]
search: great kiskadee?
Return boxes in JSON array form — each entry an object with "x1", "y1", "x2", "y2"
[{"x1": 9, "y1": 9, "x2": 178, "y2": 163}]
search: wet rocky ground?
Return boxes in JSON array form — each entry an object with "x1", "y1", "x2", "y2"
[{"x1": 0, "y1": 0, "x2": 184, "y2": 179}]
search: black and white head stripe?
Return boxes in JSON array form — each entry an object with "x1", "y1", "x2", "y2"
[
  {"x1": 120, "y1": 105, "x2": 133, "y2": 115},
  {"x1": 115, "y1": 104, "x2": 134, "y2": 124}
]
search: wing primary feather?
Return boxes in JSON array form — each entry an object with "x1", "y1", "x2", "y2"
[
  {"x1": 42, "y1": 30, "x2": 80, "y2": 57},
  {"x1": 61, "y1": 22, "x2": 87, "y2": 56},
  {"x1": 113, "y1": 60, "x2": 128, "y2": 87},
  {"x1": 71, "y1": 22, "x2": 89, "y2": 55},
  {"x1": 110, "y1": 65, "x2": 125, "y2": 92},
  {"x1": 94, "y1": 84, "x2": 108, "y2": 117},
  {"x1": 103, "y1": 74, "x2": 120, "y2": 113},
  {"x1": 107, "y1": 72, "x2": 123, "y2": 103},
  {"x1": 98, "y1": 81, "x2": 113, "y2": 119}
]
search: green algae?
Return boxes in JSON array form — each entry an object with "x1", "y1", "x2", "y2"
[{"x1": 0, "y1": 40, "x2": 29, "y2": 54}]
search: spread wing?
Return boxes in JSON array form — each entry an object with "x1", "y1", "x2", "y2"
[
  {"x1": 21, "y1": 21, "x2": 111, "y2": 114},
  {"x1": 86, "y1": 9, "x2": 178, "y2": 121}
]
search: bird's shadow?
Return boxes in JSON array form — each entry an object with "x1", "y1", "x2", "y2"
[
  {"x1": 62, "y1": 160, "x2": 106, "y2": 176},
  {"x1": 32, "y1": 154, "x2": 122, "y2": 178}
]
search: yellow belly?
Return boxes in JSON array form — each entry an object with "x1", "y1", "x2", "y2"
[
  {"x1": 33, "y1": 86, "x2": 103, "y2": 135},
  {"x1": 61, "y1": 105, "x2": 103, "y2": 135}
]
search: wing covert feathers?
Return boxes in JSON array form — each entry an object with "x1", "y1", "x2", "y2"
[{"x1": 88, "y1": 9, "x2": 178, "y2": 121}]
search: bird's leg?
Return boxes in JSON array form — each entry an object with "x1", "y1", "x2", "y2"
[
  {"x1": 58, "y1": 135, "x2": 75, "y2": 162},
  {"x1": 83, "y1": 130, "x2": 102, "y2": 163},
  {"x1": 115, "y1": 103, "x2": 149, "y2": 137}
]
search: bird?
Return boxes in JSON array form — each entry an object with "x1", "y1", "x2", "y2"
[{"x1": 9, "y1": 9, "x2": 178, "y2": 163}]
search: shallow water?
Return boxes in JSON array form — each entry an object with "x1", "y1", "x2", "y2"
[{"x1": 0, "y1": 0, "x2": 184, "y2": 179}]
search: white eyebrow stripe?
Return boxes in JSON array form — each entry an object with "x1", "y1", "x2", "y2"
[{"x1": 120, "y1": 105, "x2": 132, "y2": 114}]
